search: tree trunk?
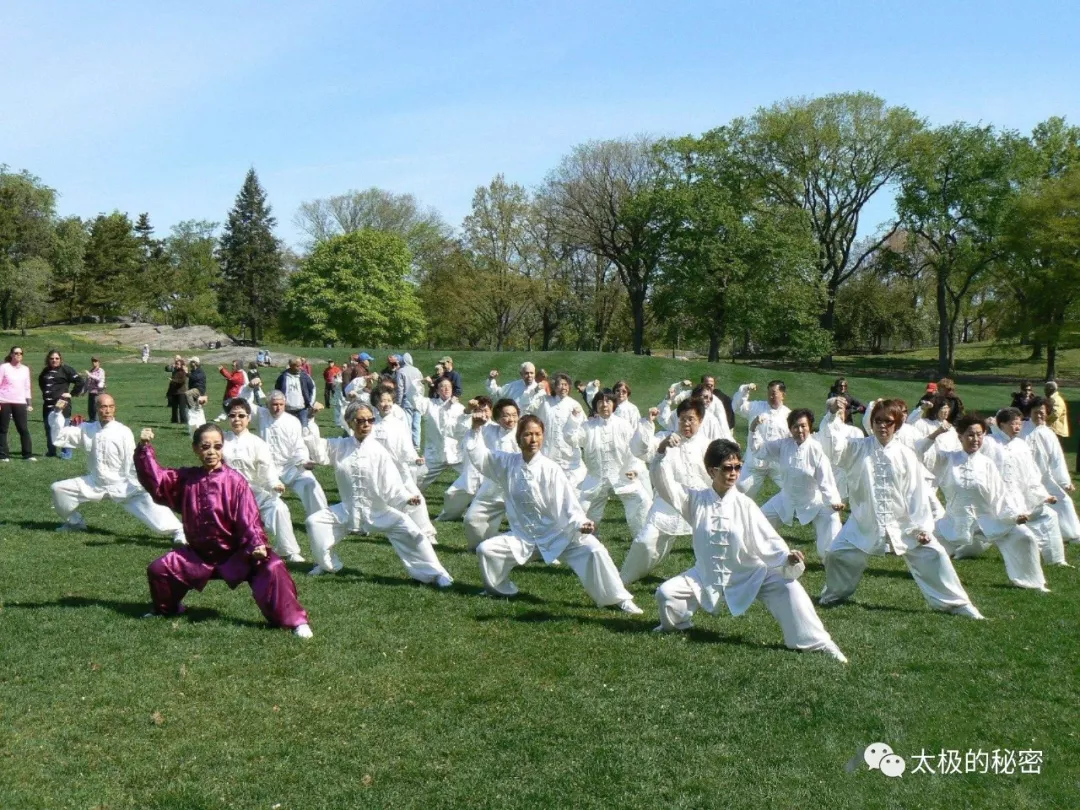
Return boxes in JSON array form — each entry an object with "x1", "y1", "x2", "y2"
[
  {"x1": 707, "y1": 330, "x2": 721, "y2": 363},
  {"x1": 1029, "y1": 342, "x2": 1044, "y2": 361},
  {"x1": 1046, "y1": 343, "x2": 1057, "y2": 381},
  {"x1": 936, "y1": 269, "x2": 950, "y2": 378},
  {"x1": 819, "y1": 281, "x2": 838, "y2": 366},
  {"x1": 630, "y1": 288, "x2": 646, "y2": 355}
]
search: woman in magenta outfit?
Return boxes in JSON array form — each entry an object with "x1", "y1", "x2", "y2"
[{"x1": 134, "y1": 423, "x2": 313, "y2": 638}]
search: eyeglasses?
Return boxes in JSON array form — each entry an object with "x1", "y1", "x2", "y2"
[
  {"x1": 228, "y1": 413, "x2": 249, "y2": 419},
  {"x1": 11, "y1": 350, "x2": 22, "y2": 355},
  {"x1": 354, "y1": 417, "x2": 376, "y2": 426},
  {"x1": 720, "y1": 463, "x2": 743, "y2": 473},
  {"x1": 198, "y1": 443, "x2": 224, "y2": 451}
]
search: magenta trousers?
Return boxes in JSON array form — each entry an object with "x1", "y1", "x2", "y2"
[{"x1": 147, "y1": 546, "x2": 309, "y2": 629}]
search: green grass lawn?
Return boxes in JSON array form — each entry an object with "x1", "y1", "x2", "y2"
[{"x1": 1, "y1": 345, "x2": 1078, "y2": 808}]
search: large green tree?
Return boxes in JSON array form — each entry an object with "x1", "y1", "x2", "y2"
[
  {"x1": 50, "y1": 216, "x2": 90, "y2": 322},
  {"x1": 650, "y1": 129, "x2": 823, "y2": 362},
  {"x1": 164, "y1": 220, "x2": 221, "y2": 327},
  {"x1": 218, "y1": 169, "x2": 284, "y2": 342},
  {"x1": 281, "y1": 229, "x2": 425, "y2": 347},
  {"x1": 83, "y1": 211, "x2": 140, "y2": 319},
  {"x1": 737, "y1": 93, "x2": 924, "y2": 351},
  {"x1": 0, "y1": 167, "x2": 56, "y2": 329},
  {"x1": 896, "y1": 124, "x2": 1023, "y2": 376}
]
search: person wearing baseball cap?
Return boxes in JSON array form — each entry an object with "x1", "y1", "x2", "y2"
[{"x1": 437, "y1": 356, "x2": 462, "y2": 398}]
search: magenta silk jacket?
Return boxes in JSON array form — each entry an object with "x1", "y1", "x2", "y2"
[{"x1": 135, "y1": 445, "x2": 268, "y2": 572}]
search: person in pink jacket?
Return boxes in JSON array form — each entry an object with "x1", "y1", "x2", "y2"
[{"x1": 0, "y1": 346, "x2": 36, "y2": 461}]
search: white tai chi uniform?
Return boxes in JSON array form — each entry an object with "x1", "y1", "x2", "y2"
[
  {"x1": 185, "y1": 391, "x2": 207, "y2": 438},
  {"x1": 222, "y1": 430, "x2": 302, "y2": 560},
  {"x1": 819, "y1": 423, "x2": 981, "y2": 616},
  {"x1": 816, "y1": 411, "x2": 864, "y2": 501},
  {"x1": 660, "y1": 381, "x2": 734, "y2": 442},
  {"x1": 620, "y1": 427, "x2": 712, "y2": 585},
  {"x1": 372, "y1": 413, "x2": 437, "y2": 540},
  {"x1": 752, "y1": 434, "x2": 842, "y2": 560},
  {"x1": 537, "y1": 394, "x2": 587, "y2": 485},
  {"x1": 1026, "y1": 423, "x2": 1080, "y2": 542},
  {"x1": 984, "y1": 432, "x2": 1066, "y2": 566},
  {"x1": 486, "y1": 377, "x2": 546, "y2": 416},
  {"x1": 463, "y1": 423, "x2": 520, "y2": 550},
  {"x1": 565, "y1": 414, "x2": 652, "y2": 539},
  {"x1": 863, "y1": 400, "x2": 943, "y2": 519},
  {"x1": 465, "y1": 430, "x2": 632, "y2": 607},
  {"x1": 917, "y1": 439, "x2": 1046, "y2": 590},
  {"x1": 732, "y1": 384, "x2": 791, "y2": 497},
  {"x1": 583, "y1": 380, "x2": 652, "y2": 497},
  {"x1": 48, "y1": 412, "x2": 184, "y2": 542},
  {"x1": 438, "y1": 413, "x2": 486, "y2": 521},
  {"x1": 303, "y1": 422, "x2": 451, "y2": 583},
  {"x1": 651, "y1": 466, "x2": 846, "y2": 661},
  {"x1": 412, "y1": 380, "x2": 465, "y2": 491},
  {"x1": 251, "y1": 407, "x2": 328, "y2": 516}
]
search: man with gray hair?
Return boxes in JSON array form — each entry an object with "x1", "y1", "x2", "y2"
[
  {"x1": 487, "y1": 361, "x2": 545, "y2": 415},
  {"x1": 395, "y1": 353, "x2": 423, "y2": 449},
  {"x1": 250, "y1": 390, "x2": 329, "y2": 516}
]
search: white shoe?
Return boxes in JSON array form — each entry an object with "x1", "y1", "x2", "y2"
[
  {"x1": 949, "y1": 603, "x2": 985, "y2": 620},
  {"x1": 293, "y1": 623, "x2": 313, "y2": 639},
  {"x1": 618, "y1": 599, "x2": 643, "y2": 615},
  {"x1": 287, "y1": 553, "x2": 305, "y2": 563},
  {"x1": 652, "y1": 620, "x2": 693, "y2": 632},
  {"x1": 27, "y1": 457, "x2": 37, "y2": 462},
  {"x1": 822, "y1": 643, "x2": 849, "y2": 663},
  {"x1": 434, "y1": 574, "x2": 453, "y2": 589},
  {"x1": 172, "y1": 531, "x2": 188, "y2": 546},
  {"x1": 308, "y1": 557, "x2": 343, "y2": 576}
]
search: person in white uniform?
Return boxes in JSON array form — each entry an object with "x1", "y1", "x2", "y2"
[
  {"x1": 465, "y1": 413, "x2": 642, "y2": 614},
  {"x1": 250, "y1": 391, "x2": 328, "y2": 517},
  {"x1": 438, "y1": 397, "x2": 493, "y2": 522},
  {"x1": 537, "y1": 372, "x2": 587, "y2": 485},
  {"x1": 658, "y1": 380, "x2": 732, "y2": 442},
  {"x1": 652, "y1": 438, "x2": 847, "y2": 663},
  {"x1": 581, "y1": 379, "x2": 652, "y2": 495},
  {"x1": 733, "y1": 381, "x2": 792, "y2": 497},
  {"x1": 917, "y1": 414, "x2": 1047, "y2": 590},
  {"x1": 487, "y1": 362, "x2": 546, "y2": 416},
  {"x1": 565, "y1": 389, "x2": 652, "y2": 538},
  {"x1": 620, "y1": 398, "x2": 713, "y2": 585},
  {"x1": 370, "y1": 388, "x2": 437, "y2": 541},
  {"x1": 752, "y1": 408, "x2": 843, "y2": 560},
  {"x1": 412, "y1": 376, "x2": 465, "y2": 492},
  {"x1": 463, "y1": 398, "x2": 522, "y2": 550},
  {"x1": 985, "y1": 407, "x2": 1068, "y2": 567},
  {"x1": 222, "y1": 398, "x2": 304, "y2": 562},
  {"x1": 819, "y1": 399, "x2": 983, "y2": 618},
  {"x1": 49, "y1": 393, "x2": 185, "y2": 544},
  {"x1": 303, "y1": 402, "x2": 452, "y2": 586},
  {"x1": 817, "y1": 398, "x2": 866, "y2": 501},
  {"x1": 1026, "y1": 397, "x2": 1080, "y2": 542}
]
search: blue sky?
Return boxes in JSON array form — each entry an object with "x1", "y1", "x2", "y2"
[{"x1": 2, "y1": 1, "x2": 1078, "y2": 249}]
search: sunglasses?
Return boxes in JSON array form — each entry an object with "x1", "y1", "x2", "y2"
[
  {"x1": 354, "y1": 417, "x2": 376, "y2": 426},
  {"x1": 719, "y1": 463, "x2": 743, "y2": 473}
]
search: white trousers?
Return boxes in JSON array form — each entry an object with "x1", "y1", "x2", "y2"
[
  {"x1": 656, "y1": 567, "x2": 844, "y2": 657},
  {"x1": 418, "y1": 459, "x2": 462, "y2": 492},
  {"x1": 436, "y1": 480, "x2": 476, "y2": 521},
  {"x1": 281, "y1": 468, "x2": 329, "y2": 516},
  {"x1": 942, "y1": 526, "x2": 1046, "y2": 590},
  {"x1": 406, "y1": 493, "x2": 437, "y2": 540},
  {"x1": 463, "y1": 492, "x2": 506, "y2": 550},
  {"x1": 476, "y1": 533, "x2": 631, "y2": 606},
  {"x1": 1047, "y1": 487, "x2": 1080, "y2": 541},
  {"x1": 579, "y1": 477, "x2": 652, "y2": 540},
  {"x1": 820, "y1": 535, "x2": 975, "y2": 611},
  {"x1": 51, "y1": 476, "x2": 182, "y2": 536},
  {"x1": 736, "y1": 465, "x2": 782, "y2": 498},
  {"x1": 1026, "y1": 507, "x2": 1066, "y2": 565},
  {"x1": 761, "y1": 498, "x2": 841, "y2": 560},
  {"x1": 620, "y1": 523, "x2": 683, "y2": 585},
  {"x1": 255, "y1": 491, "x2": 301, "y2": 559},
  {"x1": 304, "y1": 503, "x2": 451, "y2": 583}
]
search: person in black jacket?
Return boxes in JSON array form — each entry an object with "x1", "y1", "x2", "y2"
[
  {"x1": 274, "y1": 357, "x2": 316, "y2": 427},
  {"x1": 827, "y1": 377, "x2": 865, "y2": 424},
  {"x1": 165, "y1": 356, "x2": 188, "y2": 424},
  {"x1": 38, "y1": 349, "x2": 83, "y2": 459},
  {"x1": 1010, "y1": 380, "x2": 1036, "y2": 417},
  {"x1": 187, "y1": 357, "x2": 207, "y2": 398}
]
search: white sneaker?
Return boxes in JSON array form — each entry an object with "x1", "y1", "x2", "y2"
[
  {"x1": 308, "y1": 557, "x2": 343, "y2": 576},
  {"x1": 949, "y1": 603, "x2": 986, "y2": 620},
  {"x1": 618, "y1": 599, "x2": 643, "y2": 615},
  {"x1": 287, "y1": 553, "x2": 306, "y2": 563},
  {"x1": 822, "y1": 643, "x2": 849, "y2": 663},
  {"x1": 434, "y1": 574, "x2": 453, "y2": 589},
  {"x1": 293, "y1": 623, "x2": 313, "y2": 639},
  {"x1": 27, "y1": 457, "x2": 38, "y2": 462}
]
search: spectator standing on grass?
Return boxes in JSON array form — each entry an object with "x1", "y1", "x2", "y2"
[
  {"x1": 187, "y1": 357, "x2": 207, "y2": 399},
  {"x1": 1045, "y1": 381, "x2": 1069, "y2": 447},
  {"x1": 937, "y1": 378, "x2": 964, "y2": 423},
  {"x1": 0, "y1": 346, "x2": 36, "y2": 462},
  {"x1": 141, "y1": 344, "x2": 150, "y2": 364},
  {"x1": 214, "y1": 360, "x2": 247, "y2": 422},
  {"x1": 166, "y1": 356, "x2": 188, "y2": 424},
  {"x1": 395, "y1": 352, "x2": 424, "y2": 449},
  {"x1": 274, "y1": 358, "x2": 316, "y2": 428},
  {"x1": 1011, "y1": 380, "x2": 1036, "y2": 417},
  {"x1": 135, "y1": 423, "x2": 312, "y2": 638},
  {"x1": 300, "y1": 357, "x2": 312, "y2": 377},
  {"x1": 38, "y1": 349, "x2": 83, "y2": 460},
  {"x1": 381, "y1": 354, "x2": 400, "y2": 380},
  {"x1": 84, "y1": 357, "x2": 106, "y2": 423},
  {"x1": 322, "y1": 359, "x2": 340, "y2": 408},
  {"x1": 48, "y1": 393, "x2": 185, "y2": 544},
  {"x1": 438, "y1": 355, "x2": 463, "y2": 398},
  {"x1": 827, "y1": 378, "x2": 865, "y2": 424}
]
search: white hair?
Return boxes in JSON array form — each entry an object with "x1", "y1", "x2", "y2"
[
  {"x1": 1046, "y1": 380, "x2": 1059, "y2": 393},
  {"x1": 520, "y1": 361, "x2": 535, "y2": 373},
  {"x1": 268, "y1": 390, "x2": 286, "y2": 403},
  {"x1": 344, "y1": 401, "x2": 374, "y2": 424}
]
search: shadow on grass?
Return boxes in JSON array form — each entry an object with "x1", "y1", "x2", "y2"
[
  {"x1": 83, "y1": 534, "x2": 171, "y2": 549},
  {"x1": 5, "y1": 595, "x2": 266, "y2": 628},
  {"x1": 815, "y1": 598, "x2": 926, "y2": 615}
]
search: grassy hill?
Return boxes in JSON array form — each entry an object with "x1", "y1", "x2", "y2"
[{"x1": 0, "y1": 337, "x2": 1077, "y2": 808}]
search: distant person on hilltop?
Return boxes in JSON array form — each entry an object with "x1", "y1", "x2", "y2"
[{"x1": 141, "y1": 344, "x2": 150, "y2": 364}]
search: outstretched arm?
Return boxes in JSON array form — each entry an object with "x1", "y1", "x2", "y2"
[{"x1": 134, "y1": 438, "x2": 184, "y2": 511}]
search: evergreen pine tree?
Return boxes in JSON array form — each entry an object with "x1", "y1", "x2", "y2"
[
  {"x1": 217, "y1": 169, "x2": 284, "y2": 341},
  {"x1": 83, "y1": 212, "x2": 140, "y2": 319},
  {"x1": 134, "y1": 212, "x2": 171, "y2": 321}
]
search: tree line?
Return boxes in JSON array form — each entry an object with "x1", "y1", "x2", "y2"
[{"x1": 3, "y1": 92, "x2": 1078, "y2": 377}]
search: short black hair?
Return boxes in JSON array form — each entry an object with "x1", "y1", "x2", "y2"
[
  {"x1": 767, "y1": 380, "x2": 786, "y2": 392},
  {"x1": 226, "y1": 397, "x2": 251, "y2": 415},
  {"x1": 954, "y1": 413, "x2": 988, "y2": 435},
  {"x1": 592, "y1": 389, "x2": 617, "y2": 412},
  {"x1": 787, "y1": 408, "x2": 815, "y2": 430},
  {"x1": 704, "y1": 439, "x2": 742, "y2": 470},
  {"x1": 493, "y1": 398, "x2": 519, "y2": 418},
  {"x1": 996, "y1": 407, "x2": 1024, "y2": 425},
  {"x1": 192, "y1": 423, "x2": 224, "y2": 446},
  {"x1": 676, "y1": 396, "x2": 706, "y2": 420}
]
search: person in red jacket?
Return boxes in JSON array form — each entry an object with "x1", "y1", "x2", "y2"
[
  {"x1": 322, "y1": 360, "x2": 341, "y2": 407},
  {"x1": 214, "y1": 360, "x2": 248, "y2": 422}
]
